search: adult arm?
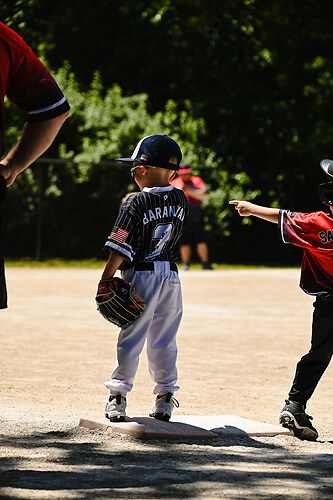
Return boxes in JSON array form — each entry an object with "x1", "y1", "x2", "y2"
[{"x1": 0, "y1": 111, "x2": 69, "y2": 186}]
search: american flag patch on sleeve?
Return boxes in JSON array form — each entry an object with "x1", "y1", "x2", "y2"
[{"x1": 109, "y1": 227, "x2": 129, "y2": 243}]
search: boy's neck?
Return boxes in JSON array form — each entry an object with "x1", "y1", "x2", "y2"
[
  {"x1": 134, "y1": 165, "x2": 176, "y2": 190},
  {"x1": 141, "y1": 181, "x2": 170, "y2": 189}
]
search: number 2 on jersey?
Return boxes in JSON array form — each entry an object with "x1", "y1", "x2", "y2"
[{"x1": 146, "y1": 223, "x2": 174, "y2": 259}]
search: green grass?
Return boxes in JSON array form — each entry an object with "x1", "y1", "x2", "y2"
[
  {"x1": 4, "y1": 258, "x2": 300, "y2": 269},
  {"x1": 4, "y1": 258, "x2": 105, "y2": 268}
]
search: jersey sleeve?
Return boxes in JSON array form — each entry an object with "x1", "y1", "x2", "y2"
[
  {"x1": 0, "y1": 24, "x2": 69, "y2": 122},
  {"x1": 104, "y1": 198, "x2": 140, "y2": 263},
  {"x1": 279, "y1": 209, "x2": 326, "y2": 249}
]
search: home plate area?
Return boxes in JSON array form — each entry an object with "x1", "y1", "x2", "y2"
[{"x1": 79, "y1": 414, "x2": 292, "y2": 440}]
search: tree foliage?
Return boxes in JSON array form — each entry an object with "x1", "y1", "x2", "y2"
[
  {"x1": 1, "y1": 0, "x2": 333, "y2": 262},
  {"x1": 4, "y1": 64, "x2": 253, "y2": 259}
]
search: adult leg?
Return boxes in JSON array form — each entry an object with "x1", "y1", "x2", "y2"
[
  {"x1": 179, "y1": 245, "x2": 191, "y2": 271},
  {"x1": 180, "y1": 244, "x2": 191, "y2": 267},
  {"x1": 193, "y1": 213, "x2": 212, "y2": 269},
  {"x1": 196, "y1": 242, "x2": 209, "y2": 262},
  {"x1": 197, "y1": 242, "x2": 212, "y2": 269}
]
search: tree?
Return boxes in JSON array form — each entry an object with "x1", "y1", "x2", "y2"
[
  {"x1": 2, "y1": 1, "x2": 333, "y2": 262},
  {"x1": 5, "y1": 65, "x2": 254, "y2": 259}
]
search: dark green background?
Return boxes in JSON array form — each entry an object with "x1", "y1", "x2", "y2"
[{"x1": 1, "y1": 0, "x2": 333, "y2": 264}]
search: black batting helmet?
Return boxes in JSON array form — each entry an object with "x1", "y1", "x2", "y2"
[{"x1": 319, "y1": 159, "x2": 333, "y2": 206}]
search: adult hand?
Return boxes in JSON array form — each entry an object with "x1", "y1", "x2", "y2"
[{"x1": 0, "y1": 163, "x2": 16, "y2": 186}]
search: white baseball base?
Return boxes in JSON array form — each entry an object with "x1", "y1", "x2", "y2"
[
  {"x1": 79, "y1": 414, "x2": 291, "y2": 440},
  {"x1": 79, "y1": 415, "x2": 218, "y2": 440},
  {"x1": 175, "y1": 415, "x2": 292, "y2": 437}
]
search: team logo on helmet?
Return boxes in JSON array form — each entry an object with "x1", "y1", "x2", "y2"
[{"x1": 140, "y1": 154, "x2": 148, "y2": 161}]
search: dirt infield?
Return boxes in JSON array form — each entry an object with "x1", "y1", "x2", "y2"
[{"x1": 0, "y1": 267, "x2": 332, "y2": 499}]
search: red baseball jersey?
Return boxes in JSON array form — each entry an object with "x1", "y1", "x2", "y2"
[
  {"x1": 279, "y1": 209, "x2": 333, "y2": 295},
  {"x1": 0, "y1": 22, "x2": 70, "y2": 156}
]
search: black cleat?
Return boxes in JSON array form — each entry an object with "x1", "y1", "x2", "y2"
[{"x1": 279, "y1": 399, "x2": 318, "y2": 441}]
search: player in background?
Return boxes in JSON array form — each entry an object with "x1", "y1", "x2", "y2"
[
  {"x1": 171, "y1": 163, "x2": 212, "y2": 270},
  {"x1": 0, "y1": 22, "x2": 70, "y2": 309},
  {"x1": 229, "y1": 159, "x2": 333, "y2": 441},
  {"x1": 100, "y1": 134, "x2": 189, "y2": 422}
]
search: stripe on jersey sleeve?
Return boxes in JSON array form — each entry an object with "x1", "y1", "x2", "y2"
[
  {"x1": 104, "y1": 241, "x2": 135, "y2": 261},
  {"x1": 28, "y1": 96, "x2": 67, "y2": 115}
]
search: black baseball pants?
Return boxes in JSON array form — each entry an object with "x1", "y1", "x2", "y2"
[{"x1": 288, "y1": 294, "x2": 333, "y2": 406}]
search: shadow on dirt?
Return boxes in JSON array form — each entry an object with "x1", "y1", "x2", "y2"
[{"x1": 1, "y1": 428, "x2": 332, "y2": 498}]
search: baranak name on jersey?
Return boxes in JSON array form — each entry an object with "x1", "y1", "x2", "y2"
[{"x1": 142, "y1": 205, "x2": 186, "y2": 225}]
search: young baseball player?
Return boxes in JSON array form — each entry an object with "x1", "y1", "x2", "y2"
[
  {"x1": 100, "y1": 134, "x2": 189, "y2": 422},
  {"x1": 230, "y1": 159, "x2": 333, "y2": 441}
]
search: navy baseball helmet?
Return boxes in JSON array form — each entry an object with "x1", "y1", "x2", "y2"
[
  {"x1": 114, "y1": 134, "x2": 182, "y2": 171},
  {"x1": 319, "y1": 159, "x2": 333, "y2": 206}
]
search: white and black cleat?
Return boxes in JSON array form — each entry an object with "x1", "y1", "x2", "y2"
[
  {"x1": 149, "y1": 392, "x2": 179, "y2": 422},
  {"x1": 105, "y1": 393, "x2": 127, "y2": 422},
  {"x1": 279, "y1": 400, "x2": 318, "y2": 441}
]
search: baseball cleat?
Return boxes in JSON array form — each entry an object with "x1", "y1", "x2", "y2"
[
  {"x1": 149, "y1": 392, "x2": 179, "y2": 421},
  {"x1": 105, "y1": 393, "x2": 127, "y2": 422},
  {"x1": 279, "y1": 399, "x2": 318, "y2": 441}
]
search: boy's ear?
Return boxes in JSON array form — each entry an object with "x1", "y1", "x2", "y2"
[{"x1": 140, "y1": 165, "x2": 149, "y2": 175}]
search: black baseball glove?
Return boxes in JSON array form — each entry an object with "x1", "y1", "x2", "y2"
[{"x1": 95, "y1": 277, "x2": 146, "y2": 327}]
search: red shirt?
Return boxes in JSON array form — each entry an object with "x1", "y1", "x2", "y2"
[
  {"x1": 279, "y1": 209, "x2": 333, "y2": 295},
  {"x1": 171, "y1": 176, "x2": 206, "y2": 207},
  {"x1": 0, "y1": 22, "x2": 69, "y2": 156}
]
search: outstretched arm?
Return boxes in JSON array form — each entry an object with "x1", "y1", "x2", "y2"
[
  {"x1": 229, "y1": 200, "x2": 280, "y2": 224},
  {"x1": 0, "y1": 111, "x2": 69, "y2": 186}
]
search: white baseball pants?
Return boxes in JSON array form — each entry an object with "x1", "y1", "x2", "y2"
[{"x1": 104, "y1": 262, "x2": 182, "y2": 396}]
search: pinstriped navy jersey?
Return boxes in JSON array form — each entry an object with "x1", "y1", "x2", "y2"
[{"x1": 104, "y1": 185, "x2": 189, "y2": 269}]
